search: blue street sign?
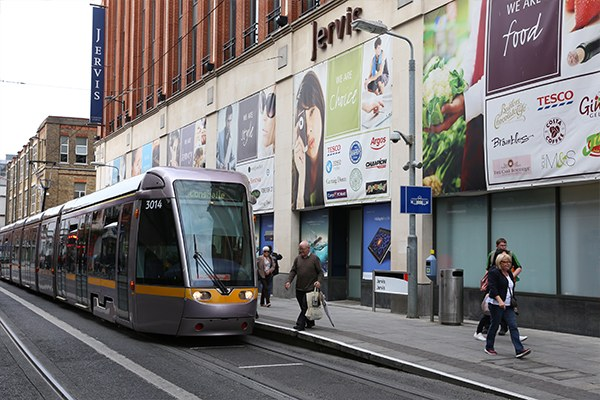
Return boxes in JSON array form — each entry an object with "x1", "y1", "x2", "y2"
[{"x1": 400, "y1": 186, "x2": 432, "y2": 214}]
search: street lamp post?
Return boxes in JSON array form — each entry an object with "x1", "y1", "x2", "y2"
[
  {"x1": 39, "y1": 179, "x2": 51, "y2": 212},
  {"x1": 352, "y1": 19, "x2": 419, "y2": 318},
  {"x1": 91, "y1": 162, "x2": 120, "y2": 183},
  {"x1": 29, "y1": 160, "x2": 56, "y2": 213}
]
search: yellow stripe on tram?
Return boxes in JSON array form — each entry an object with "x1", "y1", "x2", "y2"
[
  {"x1": 135, "y1": 285, "x2": 186, "y2": 298},
  {"x1": 88, "y1": 277, "x2": 116, "y2": 289},
  {"x1": 66, "y1": 273, "x2": 76, "y2": 281}
]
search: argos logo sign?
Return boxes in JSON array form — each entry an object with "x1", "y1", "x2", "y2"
[{"x1": 370, "y1": 136, "x2": 386, "y2": 150}]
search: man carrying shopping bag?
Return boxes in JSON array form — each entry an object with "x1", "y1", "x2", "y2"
[{"x1": 285, "y1": 240, "x2": 324, "y2": 331}]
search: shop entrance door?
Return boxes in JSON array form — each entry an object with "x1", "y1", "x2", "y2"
[{"x1": 347, "y1": 208, "x2": 362, "y2": 300}]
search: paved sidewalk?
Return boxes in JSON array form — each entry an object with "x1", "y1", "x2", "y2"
[{"x1": 254, "y1": 297, "x2": 600, "y2": 400}]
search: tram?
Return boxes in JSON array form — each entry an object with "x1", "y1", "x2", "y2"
[{"x1": 0, "y1": 167, "x2": 258, "y2": 336}]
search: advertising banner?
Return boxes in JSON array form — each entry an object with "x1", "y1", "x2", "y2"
[
  {"x1": 324, "y1": 127, "x2": 390, "y2": 204},
  {"x1": 216, "y1": 86, "x2": 277, "y2": 213},
  {"x1": 362, "y1": 203, "x2": 391, "y2": 280},
  {"x1": 259, "y1": 214, "x2": 274, "y2": 251},
  {"x1": 142, "y1": 142, "x2": 152, "y2": 172},
  {"x1": 485, "y1": 0, "x2": 600, "y2": 188},
  {"x1": 180, "y1": 123, "x2": 195, "y2": 167},
  {"x1": 424, "y1": 0, "x2": 600, "y2": 192},
  {"x1": 300, "y1": 209, "x2": 329, "y2": 276},
  {"x1": 292, "y1": 38, "x2": 393, "y2": 210},
  {"x1": 241, "y1": 156, "x2": 274, "y2": 211},
  {"x1": 167, "y1": 129, "x2": 181, "y2": 167}
]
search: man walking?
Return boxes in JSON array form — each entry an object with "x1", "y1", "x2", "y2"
[{"x1": 285, "y1": 241, "x2": 324, "y2": 331}]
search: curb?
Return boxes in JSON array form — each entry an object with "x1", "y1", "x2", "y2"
[{"x1": 254, "y1": 321, "x2": 537, "y2": 400}]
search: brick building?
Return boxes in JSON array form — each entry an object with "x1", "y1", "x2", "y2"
[{"x1": 5, "y1": 116, "x2": 97, "y2": 224}]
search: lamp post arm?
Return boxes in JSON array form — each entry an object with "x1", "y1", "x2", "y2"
[{"x1": 385, "y1": 32, "x2": 414, "y2": 61}]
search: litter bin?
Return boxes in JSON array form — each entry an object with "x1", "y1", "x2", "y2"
[{"x1": 439, "y1": 268, "x2": 463, "y2": 325}]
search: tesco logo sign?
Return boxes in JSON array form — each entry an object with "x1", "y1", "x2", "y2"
[{"x1": 537, "y1": 90, "x2": 574, "y2": 111}]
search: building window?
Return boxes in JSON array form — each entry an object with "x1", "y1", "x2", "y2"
[
  {"x1": 75, "y1": 138, "x2": 88, "y2": 164},
  {"x1": 243, "y1": 0, "x2": 258, "y2": 51},
  {"x1": 559, "y1": 183, "x2": 600, "y2": 297},
  {"x1": 202, "y1": 0, "x2": 212, "y2": 74},
  {"x1": 60, "y1": 137, "x2": 69, "y2": 163},
  {"x1": 301, "y1": 0, "x2": 319, "y2": 15},
  {"x1": 491, "y1": 188, "x2": 556, "y2": 294},
  {"x1": 266, "y1": 0, "x2": 282, "y2": 34},
  {"x1": 188, "y1": 0, "x2": 198, "y2": 84},
  {"x1": 20, "y1": 158, "x2": 24, "y2": 182},
  {"x1": 74, "y1": 182, "x2": 86, "y2": 198},
  {"x1": 436, "y1": 196, "x2": 488, "y2": 289},
  {"x1": 223, "y1": 0, "x2": 236, "y2": 63},
  {"x1": 31, "y1": 186, "x2": 37, "y2": 214},
  {"x1": 31, "y1": 144, "x2": 37, "y2": 167}
]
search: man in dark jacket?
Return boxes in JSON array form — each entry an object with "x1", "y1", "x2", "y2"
[{"x1": 285, "y1": 240, "x2": 324, "y2": 331}]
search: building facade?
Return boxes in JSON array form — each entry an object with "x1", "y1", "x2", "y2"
[
  {"x1": 5, "y1": 117, "x2": 97, "y2": 223},
  {"x1": 95, "y1": 0, "x2": 599, "y2": 336}
]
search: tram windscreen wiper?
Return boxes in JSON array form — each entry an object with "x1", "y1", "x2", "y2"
[{"x1": 193, "y1": 235, "x2": 230, "y2": 295}]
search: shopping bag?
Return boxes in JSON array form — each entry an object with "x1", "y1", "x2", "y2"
[
  {"x1": 305, "y1": 287, "x2": 323, "y2": 321},
  {"x1": 479, "y1": 271, "x2": 489, "y2": 292},
  {"x1": 481, "y1": 293, "x2": 490, "y2": 315}
]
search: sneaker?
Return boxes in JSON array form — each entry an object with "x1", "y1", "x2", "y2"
[
  {"x1": 292, "y1": 325, "x2": 305, "y2": 331},
  {"x1": 266, "y1": 303, "x2": 271, "y2": 307},
  {"x1": 516, "y1": 348, "x2": 531, "y2": 358},
  {"x1": 484, "y1": 348, "x2": 498, "y2": 355},
  {"x1": 520, "y1": 335, "x2": 528, "y2": 342},
  {"x1": 474, "y1": 332, "x2": 486, "y2": 341},
  {"x1": 498, "y1": 329, "x2": 508, "y2": 336}
]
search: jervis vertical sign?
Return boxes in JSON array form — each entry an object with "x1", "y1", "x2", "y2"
[{"x1": 90, "y1": 6, "x2": 105, "y2": 125}]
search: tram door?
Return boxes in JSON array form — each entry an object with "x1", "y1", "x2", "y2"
[
  {"x1": 75, "y1": 214, "x2": 90, "y2": 307},
  {"x1": 116, "y1": 203, "x2": 133, "y2": 320}
]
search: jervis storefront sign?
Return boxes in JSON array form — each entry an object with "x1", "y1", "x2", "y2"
[{"x1": 311, "y1": 7, "x2": 363, "y2": 61}]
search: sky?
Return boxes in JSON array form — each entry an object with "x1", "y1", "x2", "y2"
[{"x1": 0, "y1": 0, "x2": 102, "y2": 159}]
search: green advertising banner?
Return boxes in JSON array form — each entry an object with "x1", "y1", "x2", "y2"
[{"x1": 326, "y1": 46, "x2": 362, "y2": 138}]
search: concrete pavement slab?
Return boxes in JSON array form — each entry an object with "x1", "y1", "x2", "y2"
[{"x1": 254, "y1": 297, "x2": 600, "y2": 400}]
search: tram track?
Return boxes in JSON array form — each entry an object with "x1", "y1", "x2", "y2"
[
  {"x1": 157, "y1": 335, "x2": 450, "y2": 400},
  {"x1": 0, "y1": 314, "x2": 75, "y2": 400}
]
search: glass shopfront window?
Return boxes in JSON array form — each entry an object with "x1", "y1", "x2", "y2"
[
  {"x1": 491, "y1": 188, "x2": 556, "y2": 294},
  {"x1": 560, "y1": 183, "x2": 600, "y2": 298},
  {"x1": 435, "y1": 196, "x2": 487, "y2": 288}
]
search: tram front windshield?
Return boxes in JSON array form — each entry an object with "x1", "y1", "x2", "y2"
[{"x1": 174, "y1": 180, "x2": 254, "y2": 288}]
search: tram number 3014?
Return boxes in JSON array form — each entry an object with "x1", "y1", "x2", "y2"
[{"x1": 145, "y1": 199, "x2": 163, "y2": 210}]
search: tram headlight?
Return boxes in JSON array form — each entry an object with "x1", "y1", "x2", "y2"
[
  {"x1": 192, "y1": 291, "x2": 212, "y2": 301},
  {"x1": 238, "y1": 290, "x2": 254, "y2": 301}
]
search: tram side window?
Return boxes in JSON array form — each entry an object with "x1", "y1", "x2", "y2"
[
  {"x1": 136, "y1": 199, "x2": 183, "y2": 286},
  {"x1": 57, "y1": 220, "x2": 69, "y2": 273},
  {"x1": 77, "y1": 214, "x2": 91, "y2": 275},
  {"x1": 39, "y1": 220, "x2": 57, "y2": 270},
  {"x1": 65, "y1": 219, "x2": 79, "y2": 274},
  {"x1": 90, "y1": 207, "x2": 119, "y2": 279},
  {"x1": 22, "y1": 227, "x2": 37, "y2": 268},
  {"x1": 0, "y1": 236, "x2": 8, "y2": 264},
  {"x1": 88, "y1": 210, "x2": 103, "y2": 276},
  {"x1": 12, "y1": 232, "x2": 21, "y2": 265}
]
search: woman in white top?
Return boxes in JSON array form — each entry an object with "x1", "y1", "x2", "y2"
[{"x1": 485, "y1": 252, "x2": 531, "y2": 358}]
